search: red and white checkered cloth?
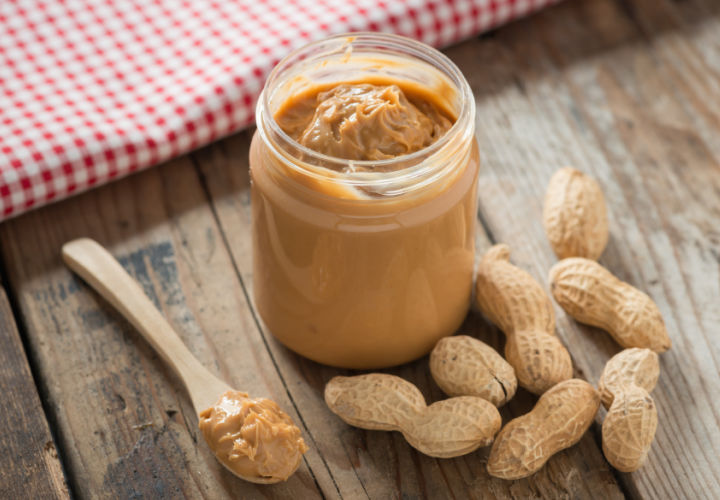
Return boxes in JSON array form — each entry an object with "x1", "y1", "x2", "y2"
[{"x1": 0, "y1": 0, "x2": 558, "y2": 220}]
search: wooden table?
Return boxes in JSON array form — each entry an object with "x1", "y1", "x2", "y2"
[{"x1": 2, "y1": 0, "x2": 719, "y2": 497}]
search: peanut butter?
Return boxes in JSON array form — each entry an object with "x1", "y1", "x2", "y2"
[
  {"x1": 275, "y1": 83, "x2": 453, "y2": 163},
  {"x1": 251, "y1": 34, "x2": 479, "y2": 369},
  {"x1": 198, "y1": 391, "x2": 308, "y2": 482}
]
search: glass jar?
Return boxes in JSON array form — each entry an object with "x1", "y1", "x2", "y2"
[{"x1": 250, "y1": 33, "x2": 479, "y2": 369}]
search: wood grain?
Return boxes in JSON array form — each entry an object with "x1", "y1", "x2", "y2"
[
  {"x1": 0, "y1": 132, "x2": 622, "y2": 499},
  {"x1": 0, "y1": 288, "x2": 69, "y2": 499},
  {"x1": 0, "y1": 0, "x2": 718, "y2": 497},
  {"x1": 193, "y1": 128, "x2": 622, "y2": 499},
  {"x1": 0, "y1": 157, "x2": 324, "y2": 499},
  {"x1": 446, "y1": 0, "x2": 720, "y2": 497}
]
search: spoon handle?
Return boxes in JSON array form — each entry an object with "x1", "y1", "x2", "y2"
[{"x1": 62, "y1": 238, "x2": 231, "y2": 413}]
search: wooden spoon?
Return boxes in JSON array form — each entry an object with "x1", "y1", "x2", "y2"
[{"x1": 62, "y1": 238, "x2": 305, "y2": 484}]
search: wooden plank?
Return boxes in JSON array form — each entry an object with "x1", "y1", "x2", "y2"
[
  {"x1": 444, "y1": 0, "x2": 720, "y2": 497},
  {"x1": 0, "y1": 158, "x2": 327, "y2": 498},
  {"x1": 0, "y1": 7, "x2": 628, "y2": 495},
  {"x1": 3, "y1": 0, "x2": 717, "y2": 498},
  {"x1": 0, "y1": 287, "x2": 69, "y2": 499},
  {"x1": 0, "y1": 139, "x2": 617, "y2": 500},
  {"x1": 193, "y1": 128, "x2": 622, "y2": 497}
]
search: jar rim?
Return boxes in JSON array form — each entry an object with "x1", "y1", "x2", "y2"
[{"x1": 256, "y1": 32, "x2": 475, "y2": 186}]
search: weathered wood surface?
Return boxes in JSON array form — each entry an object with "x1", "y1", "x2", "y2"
[
  {"x1": 0, "y1": 288, "x2": 69, "y2": 499},
  {"x1": 0, "y1": 136, "x2": 621, "y2": 499},
  {"x1": 453, "y1": 0, "x2": 720, "y2": 497},
  {"x1": 194, "y1": 134, "x2": 622, "y2": 500},
  {"x1": 0, "y1": 157, "x2": 330, "y2": 499},
  {"x1": 0, "y1": 0, "x2": 719, "y2": 497}
]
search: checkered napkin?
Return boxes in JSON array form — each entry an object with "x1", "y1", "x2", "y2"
[{"x1": 0, "y1": 0, "x2": 557, "y2": 220}]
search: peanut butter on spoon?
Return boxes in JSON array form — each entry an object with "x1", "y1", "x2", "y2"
[
  {"x1": 62, "y1": 238, "x2": 307, "y2": 484},
  {"x1": 199, "y1": 391, "x2": 308, "y2": 481}
]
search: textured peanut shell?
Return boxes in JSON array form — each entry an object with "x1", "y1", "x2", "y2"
[
  {"x1": 476, "y1": 245, "x2": 555, "y2": 334},
  {"x1": 543, "y1": 167, "x2": 609, "y2": 260},
  {"x1": 430, "y1": 335, "x2": 517, "y2": 406},
  {"x1": 487, "y1": 379, "x2": 600, "y2": 479},
  {"x1": 549, "y1": 258, "x2": 671, "y2": 352},
  {"x1": 324, "y1": 374, "x2": 501, "y2": 458},
  {"x1": 602, "y1": 385, "x2": 658, "y2": 472},
  {"x1": 505, "y1": 330, "x2": 573, "y2": 395},
  {"x1": 598, "y1": 348, "x2": 659, "y2": 409},
  {"x1": 475, "y1": 244, "x2": 573, "y2": 394}
]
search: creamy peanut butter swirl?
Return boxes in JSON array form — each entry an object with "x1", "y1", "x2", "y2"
[
  {"x1": 199, "y1": 390, "x2": 308, "y2": 482},
  {"x1": 275, "y1": 82, "x2": 454, "y2": 166}
]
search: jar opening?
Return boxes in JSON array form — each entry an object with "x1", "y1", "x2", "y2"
[{"x1": 256, "y1": 32, "x2": 475, "y2": 194}]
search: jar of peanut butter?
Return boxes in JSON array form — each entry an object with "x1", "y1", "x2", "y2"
[{"x1": 250, "y1": 33, "x2": 479, "y2": 369}]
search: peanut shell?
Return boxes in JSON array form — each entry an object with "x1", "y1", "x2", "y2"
[
  {"x1": 430, "y1": 335, "x2": 517, "y2": 407},
  {"x1": 549, "y1": 258, "x2": 671, "y2": 352},
  {"x1": 598, "y1": 348, "x2": 659, "y2": 409},
  {"x1": 324, "y1": 373, "x2": 501, "y2": 458},
  {"x1": 543, "y1": 167, "x2": 609, "y2": 260},
  {"x1": 476, "y1": 244, "x2": 573, "y2": 394},
  {"x1": 602, "y1": 384, "x2": 658, "y2": 472},
  {"x1": 487, "y1": 379, "x2": 600, "y2": 479}
]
